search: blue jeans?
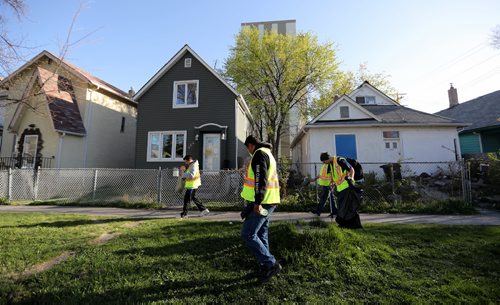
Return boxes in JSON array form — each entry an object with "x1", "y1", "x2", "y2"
[
  {"x1": 314, "y1": 186, "x2": 337, "y2": 215},
  {"x1": 241, "y1": 204, "x2": 277, "y2": 268}
]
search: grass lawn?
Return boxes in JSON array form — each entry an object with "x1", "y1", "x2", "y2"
[{"x1": 1, "y1": 213, "x2": 499, "y2": 304}]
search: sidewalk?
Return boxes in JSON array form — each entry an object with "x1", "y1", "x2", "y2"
[{"x1": 1, "y1": 205, "x2": 500, "y2": 225}]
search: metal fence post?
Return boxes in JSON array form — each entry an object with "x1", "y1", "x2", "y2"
[
  {"x1": 7, "y1": 168, "x2": 12, "y2": 201},
  {"x1": 92, "y1": 169, "x2": 98, "y2": 201},
  {"x1": 34, "y1": 167, "x2": 40, "y2": 201},
  {"x1": 157, "y1": 167, "x2": 162, "y2": 204}
]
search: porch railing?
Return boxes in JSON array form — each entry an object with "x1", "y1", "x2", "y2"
[{"x1": 0, "y1": 156, "x2": 54, "y2": 170}]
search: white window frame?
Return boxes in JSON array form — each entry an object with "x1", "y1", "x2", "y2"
[
  {"x1": 184, "y1": 58, "x2": 192, "y2": 68},
  {"x1": 22, "y1": 135, "x2": 38, "y2": 158},
  {"x1": 173, "y1": 80, "x2": 199, "y2": 109},
  {"x1": 147, "y1": 131, "x2": 187, "y2": 162}
]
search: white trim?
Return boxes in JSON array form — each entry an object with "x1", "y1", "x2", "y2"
[
  {"x1": 194, "y1": 123, "x2": 228, "y2": 129},
  {"x1": 173, "y1": 80, "x2": 199, "y2": 108},
  {"x1": 349, "y1": 81, "x2": 399, "y2": 106},
  {"x1": 135, "y1": 45, "x2": 240, "y2": 99},
  {"x1": 146, "y1": 130, "x2": 187, "y2": 162}
]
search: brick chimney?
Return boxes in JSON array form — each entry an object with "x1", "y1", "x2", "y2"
[{"x1": 448, "y1": 83, "x2": 458, "y2": 108}]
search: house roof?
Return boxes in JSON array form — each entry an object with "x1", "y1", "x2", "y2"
[
  {"x1": 134, "y1": 44, "x2": 253, "y2": 121},
  {"x1": 0, "y1": 50, "x2": 135, "y2": 106},
  {"x1": 36, "y1": 67, "x2": 86, "y2": 135},
  {"x1": 435, "y1": 90, "x2": 500, "y2": 132}
]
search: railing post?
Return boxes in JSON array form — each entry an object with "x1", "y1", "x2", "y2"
[
  {"x1": 92, "y1": 169, "x2": 98, "y2": 201},
  {"x1": 7, "y1": 168, "x2": 12, "y2": 201},
  {"x1": 157, "y1": 167, "x2": 162, "y2": 204}
]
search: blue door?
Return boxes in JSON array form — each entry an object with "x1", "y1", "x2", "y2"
[{"x1": 335, "y1": 135, "x2": 357, "y2": 159}]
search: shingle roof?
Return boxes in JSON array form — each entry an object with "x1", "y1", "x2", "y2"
[
  {"x1": 435, "y1": 90, "x2": 500, "y2": 132},
  {"x1": 36, "y1": 67, "x2": 86, "y2": 135},
  {"x1": 315, "y1": 105, "x2": 464, "y2": 126}
]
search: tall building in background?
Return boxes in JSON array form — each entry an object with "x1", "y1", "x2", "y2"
[{"x1": 240, "y1": 20, "x2": 303, "y2": 159}]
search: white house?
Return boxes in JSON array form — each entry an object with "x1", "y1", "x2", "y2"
[{"x1": 291, "y1": 81, "x2": 466, "y2": 178}]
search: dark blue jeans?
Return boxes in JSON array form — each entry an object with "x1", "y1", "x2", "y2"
[
  {"x1": 182, "y1": 188, "x2": 206, "y2": 215},
  {"x1": 241, "y1": 204, "x2": 277, "y2": 268},
  {"x1": 314, "y1": 186, "x2": 337, "y2": 215}
]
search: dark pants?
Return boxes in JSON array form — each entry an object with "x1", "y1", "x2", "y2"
[
  {"x1": 314, "y1": 186, "x2": 337, "y2": 215},
  {"x1": 182, "y1": 188, "x2": 206, "y2": 215}
]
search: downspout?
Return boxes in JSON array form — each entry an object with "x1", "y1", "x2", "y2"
[
  {"x1": 56, "y1": 132, "x2": 65, "y2": 168},
  {"x1": 83, "y1": 87, "x2": 98, "y2": 168},
  {"x1": 235, "y1": 98, "x2": 238, "y2": 169}
]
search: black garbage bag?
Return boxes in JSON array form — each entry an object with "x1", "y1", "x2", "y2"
[{"x1": 335, "y1": 181, "x2": 363, "y2": 229}]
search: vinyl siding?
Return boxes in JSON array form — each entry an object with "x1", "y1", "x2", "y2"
[{"x1": 135, "y1": 51, "x2": 238, "y2": 169}]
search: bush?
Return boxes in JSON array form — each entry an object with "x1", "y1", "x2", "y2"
[{"x1": 0, "y1": 197, "x2": 10, "y2": 205}]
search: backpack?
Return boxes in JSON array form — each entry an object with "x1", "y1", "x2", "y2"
[{"x1": 345, "y1": 157, "x2": 364, "y2": 181}]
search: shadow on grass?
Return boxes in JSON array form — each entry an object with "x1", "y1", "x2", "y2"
[{"x1": 0, "y1": 217, "x2": 155, "y2": 229}]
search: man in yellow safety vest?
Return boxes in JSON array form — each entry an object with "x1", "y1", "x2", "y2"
[
  {"x1": 240, "y1": 135, "x2": 282, "y2": 284},
  {"x1": 180, "y1": 154, "x2": 209, "y2": 218},
  {"x1": 310, "y1": 152, "x2": 338, "y2": 217}
]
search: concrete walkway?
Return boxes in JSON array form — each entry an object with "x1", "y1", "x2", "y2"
[{"x1": 1, "y1": 205, "x2": 500, "y2": 225}]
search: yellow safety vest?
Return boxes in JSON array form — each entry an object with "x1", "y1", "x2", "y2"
[
  {"x1": 184, "y1": 162, "x2": 201, "y2": 189},
  {"x1": 240, "y1": 147, "x2": 280, "y2": 204},
  {"x1": 331, "y1": 157, "x2": 349, "y2": 192},
  {"x1": 318, "y1": 163, "x2": 333, "y2": 186}
]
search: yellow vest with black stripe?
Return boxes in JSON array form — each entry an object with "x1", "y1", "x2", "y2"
[
  {"x1": 331, "y1": 157, "x2": 349, "y2": 192},
  {"x1": 184, "y1": 162, "x2": 201, "y2": 189},
  {"x1": 318, "y1": 163, "x2": 333, "y2": 186},
  {"x1": 240, "y1": 147, "x2": 280, "y2": 204}
]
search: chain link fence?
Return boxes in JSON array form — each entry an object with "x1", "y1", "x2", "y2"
[
  {"x1": 0, "y1": 160, "x2": 472, "y2": 208},
  {"x1": 288, "y1": 160, "x2": 471, "y2": 206},
  {"x1": 0, "y1": 168, "x2": 245, "y2": 208}
]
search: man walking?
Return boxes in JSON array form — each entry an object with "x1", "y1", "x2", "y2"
[
  {"x1": 180, "y1": 155, "x2": 209, "y2": 218},
  {"x1": 310, "y1": 152, "x2": 337, "y2": 217},
  {"x1": 240, "y1": 135, "x2": 282, "y2": 283}
]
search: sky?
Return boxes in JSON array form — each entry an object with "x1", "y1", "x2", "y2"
[{"x1": 3, "y1": 0, "x2": 500, "y2": 113}]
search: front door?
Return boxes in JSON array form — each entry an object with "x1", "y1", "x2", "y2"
[
  {"x1": 335, "y1": 134, "x2": 357, "y2": 159},
  {"x1": 203, "y1": 133, "x2": 221, "y2": 170}
]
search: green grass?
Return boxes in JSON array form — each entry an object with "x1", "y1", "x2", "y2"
[{"x1": 1, "y1": 213, "x2": 499, "y2": 304}]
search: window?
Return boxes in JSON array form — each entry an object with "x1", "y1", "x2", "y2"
[
  {"x1": 340, "y1": 106, "x2": 349, "y2": 118},
  {"x1": 355, "y1": 96, "x2": 376, "y2": 104},
  {"x1": 120, "y1": 117, "x2": 125, "y2": 133},
  {"x1": 22, "y1": 135, "x2": 38, "y2": 158},
  {"x1": 383, "y1": 131, "x2": 400, "y2": 139},
  {"x1": 173, "y1": 80, "x2": 198, "y2": 108},
  {"x1": 147, "y1": 131, "x2": 186, "y2": 161},
  {"x1": 184, "y1": 58, "x2": 192, "y2": 68}
]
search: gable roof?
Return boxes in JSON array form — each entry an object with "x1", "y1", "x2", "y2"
[
  {"x1": 135, "y1": 44, "x2": 239, "y2": 99},
  {"x1": 8, "y1": 66, "x2": 86, "y2": 135},
  {"x1": 435, "y1": 90, "x2": 500, "y2": 132},
  {"x1": 310, "y1": 95, "x2": 381, "y2": 124},
  {"x1": 0, "y1": 50, "x2": 135, "y2": 105},
  {"x1": 348, "y1": 80, "x2": 399, "y2": 106}
]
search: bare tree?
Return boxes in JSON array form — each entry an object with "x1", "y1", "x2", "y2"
[
  {"x1": 491, "y1": 25, "x2": 500, "y2": 49},
  {"x1": 0, "y1": 0, "x2": 26, "y2": 77}
]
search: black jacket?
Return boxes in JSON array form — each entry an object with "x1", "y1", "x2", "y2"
[{"x1": 251, "y1": 142, "x2": 274, "y2": 204}]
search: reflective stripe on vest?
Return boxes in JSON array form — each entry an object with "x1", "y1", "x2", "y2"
[
  {"x1": 332, "y1": 157, "x2": 349, "y2": 192},
  {"x1": 240, "y1": 147, "x2": 280, "y2": 204},
  {"x1": 184, "y1": 163, "x2": 201, "y2": 189},
  {"x1": 318, "y1": 163, "x2": 333, "y2": 186}
]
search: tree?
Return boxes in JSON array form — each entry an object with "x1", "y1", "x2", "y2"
[
  {"x1": 0, "y1": 0, "x2": 26, "y2": 77},
  {"x1": 491, "y1": 24, "x2": 500, "y2": 49},
  {"x1": 224, "y1": 27, "x2": 340, "y2": 155},
  {"x1": 309, "y1": 63, "x2": 399, "y2": 118}
]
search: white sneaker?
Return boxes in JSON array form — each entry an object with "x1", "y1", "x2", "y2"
[{"x1": 200, "y1": 209, "x2": 210, "y2": 216}]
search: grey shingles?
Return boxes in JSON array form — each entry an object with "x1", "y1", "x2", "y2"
[{"x1": 435, "y1": 90, "x2": 500, "y2": 132}]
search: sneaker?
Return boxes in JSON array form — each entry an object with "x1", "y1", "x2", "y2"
[
  {"x1": 328, "y1": 213, "x2": 337, "y2": 218},
  {"x1": 259, "y1": 263, "x2": 282, "y2": 284},
  {"x1": 200, "y1": 209, "x2": 210, "y2": 216},
  {"x1": 180, "y1": 213, "x2": 188, "y2": 219},
  {"x1": 310, "y1": 210, "x2": 320, "y2": 217}
]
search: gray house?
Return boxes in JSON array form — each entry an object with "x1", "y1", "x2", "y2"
[{"x1": 134, "y1": 45, "x2": 253, "y2": 170}]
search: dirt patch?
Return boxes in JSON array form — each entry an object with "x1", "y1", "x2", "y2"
[
  {"x1": 20, "y1": 251, "x2": 76, "y2": 277},
  {"x1": 89, "y1": 232, "x2": 119, "y2": 245},
  {"x1": 122, "y1": 221, "x2": 143, "y2": 228}
]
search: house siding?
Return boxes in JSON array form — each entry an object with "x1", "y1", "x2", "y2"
[{"x1": 135, "y1": 51, "x2": 238, "y2": 169}]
